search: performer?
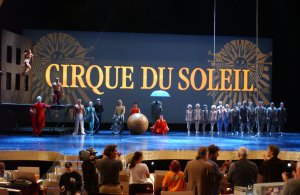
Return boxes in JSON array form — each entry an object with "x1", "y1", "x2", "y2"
[
  {"x1": 130, "y1": 102, "x2": 141, "y2": 115},
  {"x1": 185, "y1": 104, "x2": 193, "y2": 134},
  {"x1": 239, "y1": 101, "x2": 248, "y2": 134},
  {"x1": 217, "y1": 105, "x2": 224, "y2": 134},
  {"x1": 210, "y1": 105, "x2": 217, "y2": 133},
  {"x1": 23, "y1": 49, "x2": 33, "y2": 75},
  {"x1": 86, "y1": 101, "x2": 99, "y2": 136},
  {"x1": 223, "y1": 104, "x2": 231, "y2": 134},
  {"x1": 247, "y1": 101, "x2": 256, "y2": 134},
  {"x1": 51, "y1": 77, "x2": 64, "y2": 105},
  {"x1": 231, "y1": 105, "x2": 240, "y2": 134},
  {"x1": 151, "y1": 114, "x2": 169, "y2": 134},
  {"x1": 73, "y1": 99, "x2": 86, "y2": 135},
  {"x1": 266, "y1": 102, "x2": 277, "y2": 135},
  {"x1": 150, "y1": 100, "x2": 162, "y2": 123},
  {"x1": 201, "y1": 104, "x2": 209, "y2": 133},
  {"x1": 194, "y1": 103, "x2": 201, "y2": 134},
  {"x1": 255, "y1": 101, "x2": 266, "y2": 136},
  {"x1": 114, "y1": 100, "x2": 125, "y2": 134},
  {"x1": 93, "y1": 98, "x2": 104, "y2": 134},
  {"x1": 277, "y1": 102, "x2": 287, "y2": 135},
  {"x1": 30, "y1": 96, "x2": 51, "y2": 137}
]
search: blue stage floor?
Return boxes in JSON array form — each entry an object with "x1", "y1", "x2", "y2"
[{"x1": 1, "y1": 131, "x2": 300, "y2": 156}]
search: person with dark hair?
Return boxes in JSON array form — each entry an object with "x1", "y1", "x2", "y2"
[
  {"x1": 282, "y1": 160, "x2": 300, "y2": 195},
  {"x1": 162, "y1": 160, "x2": 186, "y2": 192},
  {"x1": 277, "y1": 102, "x2": 287, "y2": 135},
  {"x1": 81, "y1": 147, "x2": 99, "y2": 195},
  {"x1": 95, "y1": 144, "x2": 123, "y2": 194},
  {"x1": 130, "y1": 102, "x2": 141, "y2": 115},
  {"x1": 93, "y1": 98, "x2": 104, "y2": 134},
  {"x1": 201, "y1": 104, "x2": 209, "y2": 133},
  {"x1": 59, "y1": 162, "x2": 82, "y2": 195},
  {"x1": 184, "y1": 146, "x2": 214, "y2": 195},
  {"x1": 51, "y1": 77, "x2": 64, "y2": 105},
  {"x1": 23, "y1": 49, "x2": 33, "y2": 75},
  {"x1": 208, "y1": 144, "x2": 229, "y2": 195},
  {"x1": 267, "y1": 102, "x2": 277, "y2": 135},
  {"x1": 0, "y1": 162, "x2": 5, "y2": 177},
  {"x1": 227, "y1": 147, "x2": 258, "y2": 190},
  {"x1": 258, "y1": 145, "x2": 285, "y2": 182},
  {"x1": 239, "y1": 101, "x2": 248, "y2": 135},
  {"x1": 128, "y1": 151, "x2": 151, "y2": 195}
]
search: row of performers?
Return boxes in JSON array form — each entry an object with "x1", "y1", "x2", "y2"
[
  {"x1": 30, "y1": 96, "x2": 167, "y2": 136},
  {"x1": 185, "y1": 100, "x2": 287, "y2": 135}
]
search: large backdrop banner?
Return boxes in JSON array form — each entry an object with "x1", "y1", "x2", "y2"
[{"x1": 23, "y1": 30, "x2": 272, "y2": 123}]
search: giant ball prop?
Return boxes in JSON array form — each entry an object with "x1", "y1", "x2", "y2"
[{"x1": 127, "y1": 113, "x2": 149, "y2": 135}]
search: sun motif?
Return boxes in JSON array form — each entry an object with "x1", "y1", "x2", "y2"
[
  {"x1": 32, "y1": 32, "x2": 91, "y2": 104},
  {"x1": 208, "y1": 39, "x2": 272, "y2": 106}
]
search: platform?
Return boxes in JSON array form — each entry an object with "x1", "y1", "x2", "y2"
[{"x1": 1, "y1": 131, "x2": 300, "y2": 161}]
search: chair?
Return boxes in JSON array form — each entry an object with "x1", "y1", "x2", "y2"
[
  {"x1": 0, "y1": 188, "x2": 9, "y2": 195},
  {"x1": 161, "y1": 191, "x2": 194, "y2": 195},
  {"x1": 129, "y1": 183, "x2": 153, "y2": 195},
  {"x1": 153, "y1": 170, "x2": 168, "y2": 195}
]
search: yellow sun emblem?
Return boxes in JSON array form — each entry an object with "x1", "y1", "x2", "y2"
[
  {"x1": 32, "y1": 32, "x2": 91, "y2": 104},
  {"x1": 208, "y1": 39, "x2": 272, "y2": 106}
]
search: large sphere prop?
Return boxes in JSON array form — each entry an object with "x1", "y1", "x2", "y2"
[{"x1": 127, "y1": 113, "x2": 149, "y2": 135}]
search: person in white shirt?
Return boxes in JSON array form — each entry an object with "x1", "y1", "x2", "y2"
[{"x1": 128, "y1": 151, "x2": 151, "y2": 195}]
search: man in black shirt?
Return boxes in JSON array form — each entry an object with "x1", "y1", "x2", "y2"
[
  {"x1": 93, "y1": 98, "x2": 104, "y2": 134},
  {"x1": 82, "y1": 148, "x2": 99, "y2": 195},
  {"x1": 258, "y1": 145, "x2": 285, "y2": 182},
  {"x1": 59, "y1": 162, "x2": 82, "y2": 195}
]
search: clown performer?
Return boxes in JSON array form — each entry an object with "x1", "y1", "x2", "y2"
[
  {"x1": 23, "y1": 49, "x2": 33, "y2": 75},
  {"x1": 130, "y1": 102, "x2": 141, "y2": 115},
  {"x1": 185, "y1": 104, "x2": 193, "y2": 134},
  {"x1": 151, "y1": 114, "x2": 169, "y2": 134},
  {"x1": 194, "y1": 103, "x2": 201, "y2": 134},
  {"x1": 86, "y1": 101, "x2": 99, "y2": 136},
  {"x1": 210, "y1": 105, "x2": 217, "y2": 133},
  {"x1": 30, "y1": 96, "x2": 51, "y2": 137},
  {"x1": 73, "y1": 99, "x2": 86, "y2": 135},
  {"x1": 201, "y1": 104, "x2": 209, "y2": 133}
]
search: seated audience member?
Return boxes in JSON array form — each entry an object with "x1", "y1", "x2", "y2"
[
  {"x1": 282, "y1": 160, "x2": 300, "y2": 195},
  {"x1": 59, "y1": 162, "x2": 82, "y2": 195},
  {"x1": 151, "y1": 115, "x2": 169, "y2": 134},
  {"x1": 128, "y1": 151, "x2": 151, "y2": 195},
  {"x1": 96, "y1": 144, "x2": 123, "y2": 194},
  {"x1": 227, "y1": 147, "x2": 258, "y2": 189},
  {"x1": 162, "y1": 160, "x2": 186, "y2": 192},
  {"x1": 258, "y1": 145, "x2": 285, "y2": 182}
]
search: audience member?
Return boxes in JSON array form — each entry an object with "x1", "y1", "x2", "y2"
[
  {"x1": 162, "y1": 160, "x2": 186, "y2": 192},
  {"x1": 227, "y1": 147, "x2": 258, "y2": 189},
  {"x1": 0, "y1": 162, "x2": 5, "y2": 178},
  {"x1": 81, "y1": 147, "x2": 99, "y2": 195},
  {"x1": 128, "y1": 151, "x2": 151, "y2": 195},
  {"x1": 59, "y1": 162, "x2": 82, "y2": 195},
  {"x1": 184, "y1": 146, "x2": 214, "y2": 195},
  {"x1": 96, "y1": 144, "x2": 123, "y2": 194},
  {"x1": 207, "y1": 144, "x2": 230, "y2": 195},
  {"x1": 282, "y1": 160, "x2": 300, "y2": 195},
  {"x1": 258, "y1": 145, "x2": 285, "y2": 182}
]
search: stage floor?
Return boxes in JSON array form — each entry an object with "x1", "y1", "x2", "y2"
[{"x1": 1, "y1": 130, "x2": 300, "y2": 157}]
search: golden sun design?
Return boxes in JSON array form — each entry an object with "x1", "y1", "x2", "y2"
[
  {"x1": 32, "y1": 32, "x2": 91, "y2": 104},
  {"x1": 208, "y1": 39, "x2": 272, "y2": 107}
]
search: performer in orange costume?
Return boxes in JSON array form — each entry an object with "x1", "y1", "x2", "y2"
[
  {"x1": 30, "y1": 96, "x2": 51, "y2": 137},
  {"x1": 151, "y1": 115, "x2": 169, "y2": 134},
  {"x1": 129, "y1": 102, "x2": 141, "y2": 115}
]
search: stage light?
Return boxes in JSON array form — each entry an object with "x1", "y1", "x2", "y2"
[{"x1": 150, "y1": 90, "x2": 170, "y2": 97}]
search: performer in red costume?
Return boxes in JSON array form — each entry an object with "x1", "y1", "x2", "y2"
[
  {"x1": 30, "y1": 96, "x2": 51, "y2": 137},
  {"x1": 129, "y1": 102, "x2": 141, "y2": 115},
  {"x1": 150, "y1": 115, "x2": 169, "y2": 134}
]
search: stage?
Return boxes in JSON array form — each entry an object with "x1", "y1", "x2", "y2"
[{"x1": 1, "y1": 130, "x2": 300, "y2": 162}]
